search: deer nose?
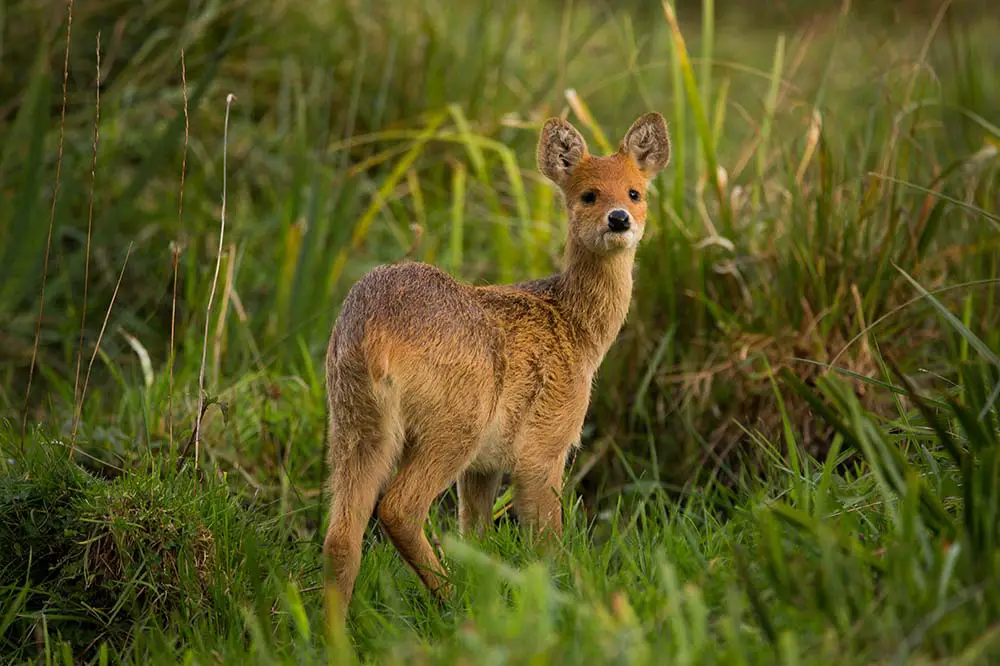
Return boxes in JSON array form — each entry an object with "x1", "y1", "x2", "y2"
[{"x1": 607, "y1": 209, "x2": 631, "y2": 232}]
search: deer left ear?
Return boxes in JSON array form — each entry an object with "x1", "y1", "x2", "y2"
[
  {"x1": 620, "y1": 112, "x2": 670, "y2": 177},
  {"x1": 537, "y1": 117, "x2": 589, "y2": 187}
]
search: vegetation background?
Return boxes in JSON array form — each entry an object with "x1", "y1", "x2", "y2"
[{"x1": 1, "y1": 0, "x2": 999, "y2": 663}]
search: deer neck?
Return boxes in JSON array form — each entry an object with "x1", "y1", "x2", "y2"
[{"x1": 556, "y1": 239, "x2": 636, "y2": 365}]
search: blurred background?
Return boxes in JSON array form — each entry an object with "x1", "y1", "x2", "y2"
[{"x1": 1, "y1": 0, "x2": 998, "y2": 508}]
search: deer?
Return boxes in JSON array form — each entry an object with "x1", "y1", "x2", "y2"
[{"x1": 321, "y1": 111, "x2": 671, "y2": 616}]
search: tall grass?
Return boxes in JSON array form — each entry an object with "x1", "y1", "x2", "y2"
[
  {"x1": 4, "y1": 346, "x2": 1000, "y2": 663},
  {"x1": 2, "y1": 0, "x2": 1000, "y2": 662}
]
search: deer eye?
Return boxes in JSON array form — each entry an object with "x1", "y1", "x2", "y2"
[
  {"x1": 628, "y1": 189, "x2": 641, "y2": 202},
  {"x1": 581, "y1": 190, "x2": 597, "y2": 205}
]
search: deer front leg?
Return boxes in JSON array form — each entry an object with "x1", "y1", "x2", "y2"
[{"x1": 512, "y1": 446, "x2": 570, "y2": 542}]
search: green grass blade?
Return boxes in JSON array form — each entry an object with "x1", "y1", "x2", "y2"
[
  {"x1": 895, "y1": 265, "x2": 1000, "y2": 368},
  {"x1": 449, "y1": 160, "x2": 467, "y2": 274},
  {"x1": 661, "y1": 1, "x2": 731, "y2": 232},
  {"x1": 755, "y1": 34, "x2": 785, "y2": 208},
  {"x1": 325, "y1": 111, "x2": 448, "y2": 295}
]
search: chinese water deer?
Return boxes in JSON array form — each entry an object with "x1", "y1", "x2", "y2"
[{"x1": 322, "y1": 112, "x2": 670, "y2": 614}]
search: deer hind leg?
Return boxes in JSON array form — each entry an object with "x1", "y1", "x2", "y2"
[
  {"x1": 458, "y1": 469, "x2": 503, "y2": 537},
  {"x1": 377, "y1": 422, "x2": 482, "y2": 601},
  {"x1": 322, "y1": 375, "x2": 403, "y2": 617}
]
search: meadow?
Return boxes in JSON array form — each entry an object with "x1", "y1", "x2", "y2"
[{"x1": 2, "y1": 0, "x2": 1000, "y2": 663}]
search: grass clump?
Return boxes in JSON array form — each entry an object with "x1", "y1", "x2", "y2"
[
  {"x1": 0, "y1": 441, "x2": 90, "y2": 592},
  {"x1": 0, "y1": 427, "x2": 311, "y2": 659}
]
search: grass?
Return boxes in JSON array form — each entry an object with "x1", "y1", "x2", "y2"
[{"x1": 2, "y1": 0, "x2": 1000, "y2": 662}]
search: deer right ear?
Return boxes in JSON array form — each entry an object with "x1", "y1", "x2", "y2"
[
  {"x1": 537, "y1": 118, "x2": 588, "y2": 187},
  {"x1": 621, "y1": 112, "x2": 670, "y2": 177}
]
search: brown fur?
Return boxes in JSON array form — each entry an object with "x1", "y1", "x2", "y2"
[{"x1": 322, "y1": 112, "x2": 671, "y2": 615}]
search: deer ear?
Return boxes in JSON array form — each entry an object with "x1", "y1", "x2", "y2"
[
  {"x1": 537, "y1": 118, "x2": 588, "y2": 187},
  {"x1": 620, "y1": 112, "x2": 670, "y2": 177}
]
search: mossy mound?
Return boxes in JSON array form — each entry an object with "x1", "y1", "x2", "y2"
[{"x1": 0, "y1": 440, "x2": 312, "y2": 657}]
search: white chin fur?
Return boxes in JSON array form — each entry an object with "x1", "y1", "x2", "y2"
[{"x1": 601, "y1": 230, "x2": 638, "y2": 251}]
